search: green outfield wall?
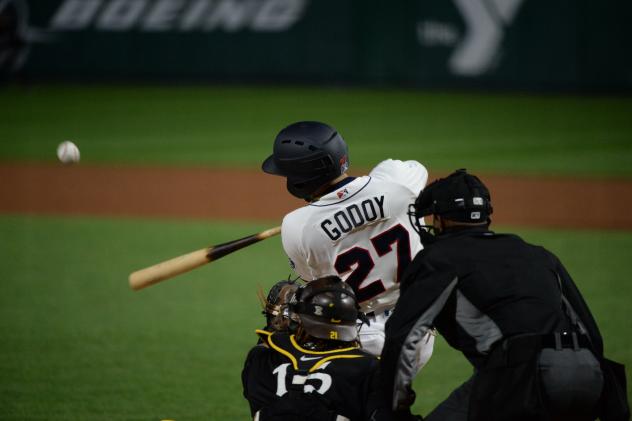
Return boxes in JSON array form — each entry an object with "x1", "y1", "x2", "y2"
[{"x1": 4, "y1": 0, "x2": 631, "y2": 90}]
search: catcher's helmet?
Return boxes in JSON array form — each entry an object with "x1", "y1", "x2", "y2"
[
  {"x1": 262, "y1": 121, "x2": 349, "y2": 200},
  {"x1": 413, "y1": 169, "x2": 493, "y2": 223},
  {"x1": 292, "y1": 276, "x2": 359, "y2": 342}
]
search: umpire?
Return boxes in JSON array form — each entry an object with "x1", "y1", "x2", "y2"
[{"x1": 381, "y1": 169, "x2": 629, "y2": 421}]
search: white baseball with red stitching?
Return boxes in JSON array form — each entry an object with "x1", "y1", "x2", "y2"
[{"x1": 56, "y1": 141, "x2": 80, "y2": 164}]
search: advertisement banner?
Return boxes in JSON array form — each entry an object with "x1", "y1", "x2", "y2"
[{"x1": 2, "y1": 0, "x2": 631, "y2": 89}]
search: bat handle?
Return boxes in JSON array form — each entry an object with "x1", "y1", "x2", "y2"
[
  {"x1": 128, "y1": 247, "x2": 211, "y2": 291},
  {"x1": 206, "y1": 225, "x2": 281, "y2": 261}
]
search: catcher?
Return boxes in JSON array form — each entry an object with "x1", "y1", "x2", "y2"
[{"x1": 242, "y1": 276, "x2": 402, "y2": 421}]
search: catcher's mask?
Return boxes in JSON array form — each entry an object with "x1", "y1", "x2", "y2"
[
  {"x1": 291, "y1": 276, "x2": 360, "y2": 342},
  {"x1": 258, "y1": 280, "x2": 300, "y2": 332},
  {"x1": 261, "y1": 121, "x2": 349, "y2": 201},
  {"x1": 409, "y1": 169, "x2": 493, "y2": 237}
]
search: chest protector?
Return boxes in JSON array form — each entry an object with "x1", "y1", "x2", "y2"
[
  {"x1": 256, "y1": 329, "x2": 367, "y2": 374},
  {"x1": 255, "y1": 330, "x2": 368, "y2": 421}
]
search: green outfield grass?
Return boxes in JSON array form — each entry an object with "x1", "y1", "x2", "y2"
[
  {"x1": 1, "y1": 85, "x2": 631, "y2": 177},
  {"x1": 1, "y1": 215, "x2": 630, "y2": 420}
]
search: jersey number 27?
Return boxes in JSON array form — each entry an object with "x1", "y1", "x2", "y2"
[{"x1": 334, "y1": 224, "x2": 412, "y2": 303}]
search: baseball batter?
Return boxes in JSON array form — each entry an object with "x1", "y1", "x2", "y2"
[{"x1": 262, "y1": 121, "x2": 432, "y2": 356}]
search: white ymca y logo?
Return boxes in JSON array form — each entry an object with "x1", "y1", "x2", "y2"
[{"x1": 417, "y1": 0, "x2": 524, "y2": 76}]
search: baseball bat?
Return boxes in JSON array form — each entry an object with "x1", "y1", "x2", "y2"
[{"x1": 128, "y1": 226, "x2": 281, "y2": 291}]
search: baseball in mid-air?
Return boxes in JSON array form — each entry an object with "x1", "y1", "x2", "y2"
[{"x1": 56, "y1": 141, "x2": 80, "y2": 164}]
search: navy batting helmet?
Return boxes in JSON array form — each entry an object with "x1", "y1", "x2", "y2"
[{"x1": 262, "y1": 121, "x2": 349, "y2": 200}]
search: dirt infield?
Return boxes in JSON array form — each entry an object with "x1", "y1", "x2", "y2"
[{"x1": 1, "y1": 163, "x2": 631, "y2": 230}]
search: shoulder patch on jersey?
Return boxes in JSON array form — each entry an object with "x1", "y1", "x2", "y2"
[
  {"x1": 308, "y1": 177, "x2": 371, "y2": 207},
  {"x1": 336, "y1": 188, "x2": 349, "y2": 199}
]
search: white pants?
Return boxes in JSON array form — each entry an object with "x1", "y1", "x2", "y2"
[{"x1": 359, "y1": 312, "x2": 389, "y2": 356}]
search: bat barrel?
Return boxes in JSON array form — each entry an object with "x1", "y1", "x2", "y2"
[
  {"x1": 129, "y1": 248, "x2": 211, "y2": 291},
  {"x1": 128, "y1": 226, "x2": 281, "y2": 291}
]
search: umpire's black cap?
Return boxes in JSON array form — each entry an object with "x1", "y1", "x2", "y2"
[{"x1": 414, "y1": 169, "x2": 493, "y2": 223}]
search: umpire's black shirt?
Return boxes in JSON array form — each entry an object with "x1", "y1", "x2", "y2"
[{"x1": 381, "y1": 225, "x2": 604, "y2": 402}]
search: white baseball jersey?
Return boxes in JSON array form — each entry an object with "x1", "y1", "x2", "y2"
[{"x1": 281, "y1": 159, "x2": 428, "y2": 314}]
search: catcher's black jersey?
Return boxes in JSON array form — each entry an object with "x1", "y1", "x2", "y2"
[{"x1": 242, "y1": 330, "x2": 381, "y2": 421}]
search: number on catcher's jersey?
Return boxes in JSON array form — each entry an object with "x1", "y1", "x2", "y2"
[
  {"x1": 272, "y1": 363, "x2": 333, "y2": 396},
  {"x1": 334, "y1": 224, "x2": 412, "y2": 303}
]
